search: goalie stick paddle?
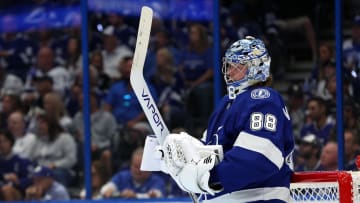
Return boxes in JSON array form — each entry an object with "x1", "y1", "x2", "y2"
[{"x1": 130, "y1": 6, "x2": 200, "y2": 203}]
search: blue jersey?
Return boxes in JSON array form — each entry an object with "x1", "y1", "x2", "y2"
[
  {"x1": 180, "y1": 48, "x2": 213, "y2": 81},
  {"x1": 300, "y1": 120, "x2": 334, "y2": 145},
  {"x1": 0, "y1": 35, "x2": 36, "y2": 81},
  {"x1": 111, "y1": 170, "x2": 166, "y2": 197},
  {"x1": 105, "y1": 80, "x2": 158, "y2": 125},
  {"x1": 205, "y1": 86, "x2": 295, "y2": 202},
  {"x1": 0, "y1": 154, "x2": 34, "y2": 192}
]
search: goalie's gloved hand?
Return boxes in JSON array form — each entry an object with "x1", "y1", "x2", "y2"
[
  {"x1": 160, "y1": 132, "x2": 223, "y2": 195},
  {"x1": 175, "y1": 154, "x2": 223, "y2": 195}
]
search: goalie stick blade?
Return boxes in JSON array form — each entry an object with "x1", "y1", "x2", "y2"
[
  {"x1": 130, "y1": 6, "x2": 152, "y2": 74},
  {"x1": 130, "y1": 6, "x2": 169, "y2": 144}
]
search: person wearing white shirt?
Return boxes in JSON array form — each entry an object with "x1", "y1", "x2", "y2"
[
  {"x1": 7, "y1": 111, "x2": 37, "y2": 159},
  {"x1": 101, "y1": 25, "x2": 133, "y2": 80},
  {"x1": 25, "y1": 47, "x2": 71, "y2": 98}
]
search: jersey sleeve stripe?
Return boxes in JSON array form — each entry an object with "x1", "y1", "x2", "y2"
[{"x1": 234, "y1": 131, "x2": 284, "y2": 169}]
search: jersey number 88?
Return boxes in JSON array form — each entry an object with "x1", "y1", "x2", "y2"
[{"x1": 250, "y1": 112, "x2": 277, "y2": 131}]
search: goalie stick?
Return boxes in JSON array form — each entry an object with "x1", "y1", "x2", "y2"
[{"x1": 129, "y1": 6, "x2": 200, "y2": 203}]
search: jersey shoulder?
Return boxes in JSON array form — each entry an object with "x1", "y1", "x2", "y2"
[
  {"x1": 236, "y1": 87, "x2": 287, "y2": 116},
  {"x1": 238, "y1": 86, "x2": 283, "y2": 106}
]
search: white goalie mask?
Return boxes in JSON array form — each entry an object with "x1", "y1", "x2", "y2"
[{"x1": 222, "y1": 36, "x2": 271, "y2": 90}]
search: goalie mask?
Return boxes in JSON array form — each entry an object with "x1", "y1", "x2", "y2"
[{"x1": 222, "y1": 36, "x2": 271, "y2": 91}]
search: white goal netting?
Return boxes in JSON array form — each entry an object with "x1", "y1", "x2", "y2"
[
  {"x1": 290, "y1": 171, "x2": 360, "y2": 203},
  {"x1": 291, "y1": 182, "x2": 339, "y2": 202}
]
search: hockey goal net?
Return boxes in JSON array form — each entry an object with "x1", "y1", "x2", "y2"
[{"x1": 290, "y1": 171, "x2": 360, "y2": 203}]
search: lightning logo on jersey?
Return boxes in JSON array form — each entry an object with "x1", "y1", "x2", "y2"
[{"x1": 251, "y1": 88, "x2": 270, "y2": 99}]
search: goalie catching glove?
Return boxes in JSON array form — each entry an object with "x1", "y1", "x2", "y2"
[{"x1": 159, "y1": 132, "x2": 223, "y2": 195}]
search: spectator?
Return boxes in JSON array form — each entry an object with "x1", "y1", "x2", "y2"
[
  {"x1": 101, "y1": 25, "x2": 133, "y2": 81},
  {"x1": 344, "y1": 129, "x2": 360, "y2": 170},
  {"x1": 314, "y1": 140, "x2": 338, "y2": 171},
  {"x1": 31, "y1": 26, "x2": 74, "y2": 66},
  {"x1": 23, "y1": 75, "x2": 53, "y2": 111},
  {"x1": 25, "y1": 46, "x2": 71, "y2": 97},
  {"x1": 322, "y1": 74, "x2": 340, "y2": 116},
  {"x1": 66, "y1": 65, "x2": 99, "y2": 118},
  {"x1": 74, "y1": 91, "x2": 117, "y2": 175},
  {"x1": 179, "y1": 23, "x2": 213, "y2": 131},
  {"x1": 152, "y1": 47, "x2": 186, "y2": 130},
  {"x1": 316, "y1": 65, "x2": 353, "y2": 117},
  {"x1": 22, "y1": 75, "x2": 52, "y2": 133},
  {"x1": 63, "y1": 36, "x2": 82, "y2": 82},
  {"x1": 7, "y1": 111, "x2": 37, "y2": 159},
  {"x1": 0, "y1": 66, "x2": 24, "y2": 97},
  {"x1": 100, "y1": 147, "x2": 165, "y2": 199},
  {"x1": 315, "y1": 60, "x2": 336, "y2": 100},
  {"x1": 79, "y1": 160, "x2": 110, "y2": 200},
  {"x1": 106, "y1": 13, "x2": 137, "y2": 49},
  {"x1": 22, "y1": 75, "x2": 53, "y2": 133},
  {"x1": 286, "y1": 83, "x2": 306, "y2": 139},
  {"x1": 343, "y1": 99, "x2": 360, "y2": 132},
  {"x1": 343, "y1": 15, "x2": 360, "y2": 73},
  {"x1": 144, "y1": 27, "x2": 181, "y2": 79},
  {"x1": 32, "y1": 113, "x2": 77, "y2": 186},
  {"x1": 295, "y1": 134, "x2": 321, "y2": 171},
  {"x1": 311, "y1": 42, "x2": 335, "y2": 83},
  {"x1": 43, "y1": 92, "x2": 75, "y2": 135},
  {"x1": 111, "y1": 126, "x2": 150, "y2": 172},
  {"x1": 153, "y1": 29, "x2": 181, "y2": 65},
  {"x1": 25, "y1": 166, "x2": 69, "y2": 201},
  {"x1": 343, "y1": 15, "x2": 360, "y2": 103},
  {"x1": 0, "y1": 93, "x2": 23, "y2": 129},
  {"x1": 0, "y1": 130, "x2": 34, "y2": 201},
  {"x1": 0, "y1": 15, "x2": 36, "y2": 81},
  {"x1": 300, "y1": 97, "x2": 335, "y2": 145},
  {"x1": 104, "y1": 56, "x2": 156, "y2": 130},
  {"x1": 90, "y1": 50, "x2": 111, "y2": 93},
  {"x1": 31, "y1": 29, "x2": 61, "y2": 59},
  {"x1": 73, "y1": 60, "x2": 99, "y2": 90}
]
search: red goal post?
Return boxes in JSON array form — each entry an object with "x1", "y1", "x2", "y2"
[{"x1": 290, "y1": 171, "x2": 360, "y2": 203}]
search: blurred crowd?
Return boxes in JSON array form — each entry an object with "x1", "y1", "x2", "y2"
[{"x1": 0, "y1": 0, "x2": 360, "y2": 201}]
